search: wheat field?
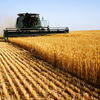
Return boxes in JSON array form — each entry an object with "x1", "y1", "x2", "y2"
[
  {"x1": 0, "y1": 40, "x2": 100, "y2": 99},
  {"x1": 8, "y1": 30, "x2": 100, "y2": 87}
]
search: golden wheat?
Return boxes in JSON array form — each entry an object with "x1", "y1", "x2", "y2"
[{"x1": 8, "y1": 30, "x2": 100, "y2": 86}]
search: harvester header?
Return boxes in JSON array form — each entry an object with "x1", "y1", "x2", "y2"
[{"x1": 4, "y1": 12, "x2": 69, "y2": 41}]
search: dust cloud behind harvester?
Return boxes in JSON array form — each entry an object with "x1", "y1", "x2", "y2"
[{"x1": 0, "y1": 15, "x2": 15, "y2": 36}]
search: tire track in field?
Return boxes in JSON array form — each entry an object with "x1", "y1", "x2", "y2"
[{"x1": 0, "y1": 41, "x2": 100, "y2": 100}]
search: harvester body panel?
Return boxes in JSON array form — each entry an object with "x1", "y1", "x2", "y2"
[{"x1": 16, "y1": 17, "x2": 23, "y2": 28}]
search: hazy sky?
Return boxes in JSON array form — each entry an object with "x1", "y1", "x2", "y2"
[{"x1": 0, "y1": 0, "x2": 100, "y2": 36}]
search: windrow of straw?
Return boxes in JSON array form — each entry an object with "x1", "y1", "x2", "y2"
[{"x1": 8, "y1": 30, "x2": 100, "y2": 86}]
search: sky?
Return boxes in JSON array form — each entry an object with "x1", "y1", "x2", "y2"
[{"x1": 0, "y1": 0, "x2": 100, "y2": 36}]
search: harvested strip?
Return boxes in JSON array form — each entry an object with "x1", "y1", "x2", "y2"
[
  {"x1": 0, "y1": 62, "x2": 20, "y2": 100},
  {"x1": 0, "y1": 55, "x2": 30, "y2": 100},
  {"x1": 0, "y1": 48, "x2": 64, "y2": 100},
  {"x1": 0, "y1": 69, "x2": 10, "y2": 100}
]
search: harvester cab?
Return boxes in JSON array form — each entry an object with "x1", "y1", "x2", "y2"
[
  {"x1": 4, "y1": 12, "x2": 69, "y2": 41},
  {"x1": 16, "y1": 13, "x2": 48, "y2": 28}
]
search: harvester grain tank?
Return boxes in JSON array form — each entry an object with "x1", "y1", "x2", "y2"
[{"x1": 4, "y1": 12, "x2": 69, "y2": 41}]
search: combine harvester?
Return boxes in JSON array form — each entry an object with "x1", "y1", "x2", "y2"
[{"x1": 4, "y1": 12, "x2": 69, "y2": 41}]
